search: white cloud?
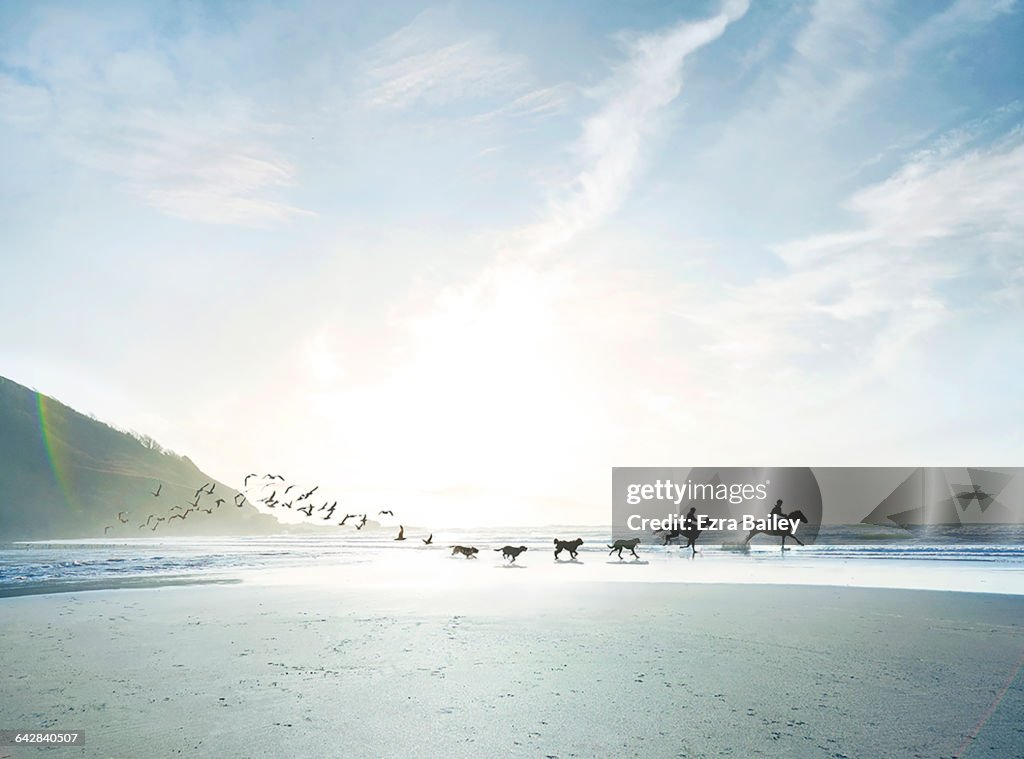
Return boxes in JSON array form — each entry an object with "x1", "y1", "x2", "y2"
[
  {"x1": 675, "y1": 133, "x2": 1024, "y2": 391},
  {"x1": 362, "y1": 9, "x2": 530, "y2": 111},
  {"x1": 0, "y1": 11, "x2": 311, "y2": 226},
  {"x1": 511, "y1": 0, "x2": 750, "y2": 257}
]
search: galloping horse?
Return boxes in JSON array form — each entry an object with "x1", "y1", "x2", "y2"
[
  {"x1": 654, "y1": 524, "x2": 702, "y2": 557},
  {"x1": 742, "y1": 509, "x2": 809, "y2": 550}
]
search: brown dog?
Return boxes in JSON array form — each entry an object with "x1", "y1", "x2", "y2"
[
  {"x1": 450, "y1": 545, "x2": 479, "y2": 558},
  {"x1": 553, "y1": 538, "x2": 584, "y2": 560}
]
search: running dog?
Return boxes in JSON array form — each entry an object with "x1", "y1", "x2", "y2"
[
  {"x1": 450, "y1": 545, "x2": 479, "y2": 558},
  {"x1": 495, "y1": 545, "x2": 528, "y2": 563},
  {"x1": 607, "y1": 537, "x2": 641, "y2": 559},
  {"x1": 553, "y1": 537, "x2": 584, "y2": 560}
]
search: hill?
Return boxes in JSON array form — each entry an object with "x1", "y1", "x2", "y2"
[{"x1": 0, "y1": 376, "x2": 286, "y2": 539}]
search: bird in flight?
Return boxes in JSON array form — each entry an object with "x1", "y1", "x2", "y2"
[
  {"x1": 215, "y1": 498, "x2": 225, "y2": 508},
  {"x1": 298, "y1": 486, "x2": 319, "y2": 501},
  {"x1": 152, "y1": 484, "x2": 162, "y2": 497},
  {"x1": 394, "y1": 525, "x2": 406, "y2": 541},
  {"x1": 104, "y1": 525, "x2": 112, "y2": 535},
  {"x1": 297, "y1": 505, "x2": 314, "y2": 517},
  {"x1": 379, "y1": 510, "x2": 393, "y2": 516},
  {"x1": 194, "y1": 483, "x2": 209, "y2": 498},
  {"x1": 422, "y1": 534, "x2": 433, "y2": 545},
  {"x1": 244, "y1": 473, "x2": 257, "y2": 487},
  {"x1": 117, "y1": 512, "x2": 129, "y2": 524},
  {"x1": 340, "y1": 513, "x2": 356, "y2": 525}
]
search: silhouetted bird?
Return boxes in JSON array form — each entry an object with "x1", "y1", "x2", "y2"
[
  {"x1": 152, "y1": 484, "x2": 162, "y2": 497},
  {"x1": 297, "y1": 505, "x2": 313, "y2": 517},
  {"x1": 340, "y1": 514, "x2": 356, "y2": 525},
  {"x1": 215, "y1": 498, "x2": 225, "y2": 508},
  {"x1": 244, "y1": 473, "x2": 257, "y2": 487},
  {"x1": 205, "y1": 483, "x2": 215, "y2": 495},
  {"x1": 394, "y1": 525, "x2": 406, "y2": 541},
  {"x1": 379, "y1": 510, "x2": 393, "y2": 516},
  {"x1": 298, "y1": 486, "x2": 319, "y2": 501},
  {"x1": 104, "y1": 525, "x2": 112, "y2": 534},
  {"x1": 195, "y1": 483, "x2": 210, "y2": 498},
  {"x1": 117, "y1": 512, "x2": 129, "y2": 524},
  {"x1": 422, "y1": 534, "x2": 433, "y2": 545},
  {"x1": 284, "y1": 485, "x2": 295, "y2": 494}
]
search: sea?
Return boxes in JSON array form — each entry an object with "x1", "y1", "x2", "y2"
[{"x1": 3, "y1": 524, "x2": 1024, "y2": 598}]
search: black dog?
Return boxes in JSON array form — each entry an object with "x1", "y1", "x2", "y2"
[
  {"x1": 607, "y1": 538, "x2": 641, "y2": 559},
  {"x1": 553, "y1": 538, "x2": 584, "y2": 560},
  {"x1": 495, "y1": 545, "x2": 528, "y2": 563}
]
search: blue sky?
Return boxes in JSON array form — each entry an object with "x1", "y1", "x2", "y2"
[{"x1": 2, "y1": 0, "x2": 1023, "y2": 524}]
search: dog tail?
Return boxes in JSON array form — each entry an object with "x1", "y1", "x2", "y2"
[
  {"x1": 607, "y1": 544, "x2": 615, "y2": 549},
  {"x1": 493, "y1": 548, "x2": 503, "y2": 552}
]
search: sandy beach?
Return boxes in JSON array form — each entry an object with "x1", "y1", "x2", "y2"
[{"x1": 2, "y1": 580, "x2": 1022, "y2": 759}]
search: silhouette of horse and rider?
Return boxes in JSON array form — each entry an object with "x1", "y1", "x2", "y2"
[
  {"x1": 654, "y1": 507, "x2": 702, "y2": 557},
  {"x1": 655, "y1": 500, "x2": 810, "y2": 554},
  {"x1": 744, "y1": 499, "x2": 809, "y2": 549}
]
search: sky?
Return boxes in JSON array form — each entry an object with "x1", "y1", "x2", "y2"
[{"x1": 2, "y1": 0, "x2": 1023, "y2": 525}]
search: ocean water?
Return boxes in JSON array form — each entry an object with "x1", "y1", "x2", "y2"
[{"x1": 2, "y1": 524, "x2": 1023, "y2": 597}]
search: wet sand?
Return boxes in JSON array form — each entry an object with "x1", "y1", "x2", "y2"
[{"x1": 2, "y1": 581, "x2": 1023, "y2": 758}]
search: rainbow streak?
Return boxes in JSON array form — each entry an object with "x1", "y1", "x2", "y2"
[
  {"x1": 953, "y1": 646, "x2": 1024, "y2": 758},
  {"x1": 36, "y1": 392, "x2": 77, "y2": 512}
]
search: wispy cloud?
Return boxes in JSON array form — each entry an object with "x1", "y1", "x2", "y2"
[
  {"x1": 512, "y1": 0, "x2": 750, "y2": 256},
  {"x1": 362, "y1": 9, "x2": 530, "y2": 111},
  {"x1": 675, "y1": 130, "x2": 1024, "y2": 390},
  {"x1": 0, "y1": 12, "x2": 311, "y2": 226}
]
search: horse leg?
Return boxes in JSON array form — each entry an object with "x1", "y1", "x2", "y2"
[
  {"x1": 789, "y1": 533, "x2": 805, "y2": 547},
  {"x1": 744, "y1": 530, "x2": 758, "y2": 545}
]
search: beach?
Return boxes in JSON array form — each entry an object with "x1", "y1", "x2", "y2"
[{"x1": 2, "y1": 575, "x2": 1023, "y2": 759}]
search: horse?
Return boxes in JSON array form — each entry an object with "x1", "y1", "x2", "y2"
[
  {"x1": 742, "y1": 510, "x2": 809, "y2": 550},
  {"x1": 654, "y1": 524, "x2": 702, "y2": 557}
]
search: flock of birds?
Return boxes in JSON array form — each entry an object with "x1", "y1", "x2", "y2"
[{"x1": 103, "y1": 473, "x2": 431, "y2": 542}]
